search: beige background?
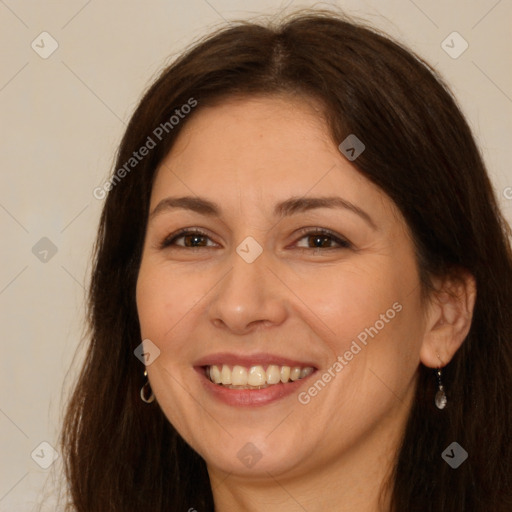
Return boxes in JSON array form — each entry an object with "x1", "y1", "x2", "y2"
[{"x1": 0, "y1": 0, "x2": 510, "y2": 510}]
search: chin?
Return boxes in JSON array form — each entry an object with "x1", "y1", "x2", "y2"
[{"x1": 198, "y1": 431, "x2": 312, "y2": 478}]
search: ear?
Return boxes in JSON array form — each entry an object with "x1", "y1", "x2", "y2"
[{"x1": 419, "y1": 270, "x2": 477, "y2": 368}]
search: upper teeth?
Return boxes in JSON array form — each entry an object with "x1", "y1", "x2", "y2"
[{"x1": 206, "y1": 364, "x2": 314, "y2": 387}]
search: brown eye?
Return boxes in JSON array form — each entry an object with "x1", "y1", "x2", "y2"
[
  {"x1": 160, "y1": 229, "x2": 217, "y2": 249},
  {"x1": 295, "y1": 229, "x2": 351, "y2": 250},
  {"x1": 181, "y1": 233, "x2": 208, "y2": 247},
  {"x1": 307, "y1": 234, "x2": 334, "y2": 248}
]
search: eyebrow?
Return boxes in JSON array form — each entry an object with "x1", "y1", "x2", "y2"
[{"x1": 149, "y1": 195, "x2": 377, "y2": 229}]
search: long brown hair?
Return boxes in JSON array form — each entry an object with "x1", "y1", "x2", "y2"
[{"x1": 60, "y1": 9, "x2": 512, "y2": 511}]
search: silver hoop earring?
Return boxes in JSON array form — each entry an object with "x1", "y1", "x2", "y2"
[
  {"x1": 140, "y1": 369, "x2": 155, "y2": 403},
  {"x1": 435, "y1": 367, "x2": 447, "y2": 409}
]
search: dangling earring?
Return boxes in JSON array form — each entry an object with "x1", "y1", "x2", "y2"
[
  {"x1": 435, "y1": 367, "x2": 447, "y2": 409},
  {"x1": 140, "y1": 369, "x2": 155, "y2": 403}
]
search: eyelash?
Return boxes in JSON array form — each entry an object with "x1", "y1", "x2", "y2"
[{"x1": 159, "y1": 227, "x2": 352, "y2": 251}]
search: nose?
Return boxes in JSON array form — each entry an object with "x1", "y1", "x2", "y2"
[{"x1": 207, "y1": 245, "x2": 288, "y2": 335}]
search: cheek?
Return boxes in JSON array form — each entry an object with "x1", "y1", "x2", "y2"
[
  {"x1": 135, "y1": 264, "x2": 204, "y2": 436},
  {"x1": 296, "y1": 254, "x2": 423, "y2": 379},
  {"x1": 136, "y1": 268, "x2": 167, "y2": 340},
  {"x1": 136, "y1": 262, "x2": 202, "y2": 341},
  {"x1": 287, "y1": 258, "x2": 408, "y2": 343}
]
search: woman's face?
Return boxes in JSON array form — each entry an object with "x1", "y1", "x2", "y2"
[{"x1": 136, "y1": 95, "x2": 428, "y2": 482}]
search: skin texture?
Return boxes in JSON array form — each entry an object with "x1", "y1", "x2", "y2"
[{"x1": 136, "y1": 95, "x2": 476, "y2": 511}]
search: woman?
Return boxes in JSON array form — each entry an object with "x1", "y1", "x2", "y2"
[{"x1": 60, "y1": 9, "x2": 512, "y2": 511}]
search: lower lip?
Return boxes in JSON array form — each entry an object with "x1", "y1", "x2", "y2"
[{"x1": 195, "y1": 367, "x2": 316, "y2": 407}]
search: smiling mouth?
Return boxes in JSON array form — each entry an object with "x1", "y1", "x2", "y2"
[{"x1": 205, "y1": 364, "x2": 316, "y2": 389}]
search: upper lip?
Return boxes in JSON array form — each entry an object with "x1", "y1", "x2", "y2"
[{"x1": 194, "y1": 352, "x2": 318, "y2": 369}]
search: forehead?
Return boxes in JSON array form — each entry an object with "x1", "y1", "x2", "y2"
[
  {"x1": 148, "y1": 96, "x2": 410, "y2": 243},
  {"x1": 166, "y1": 96, "x2": 330, "y2": 168},
  {"x1": 152, "y1": 95, "x2": 378, "y2": 202}
]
